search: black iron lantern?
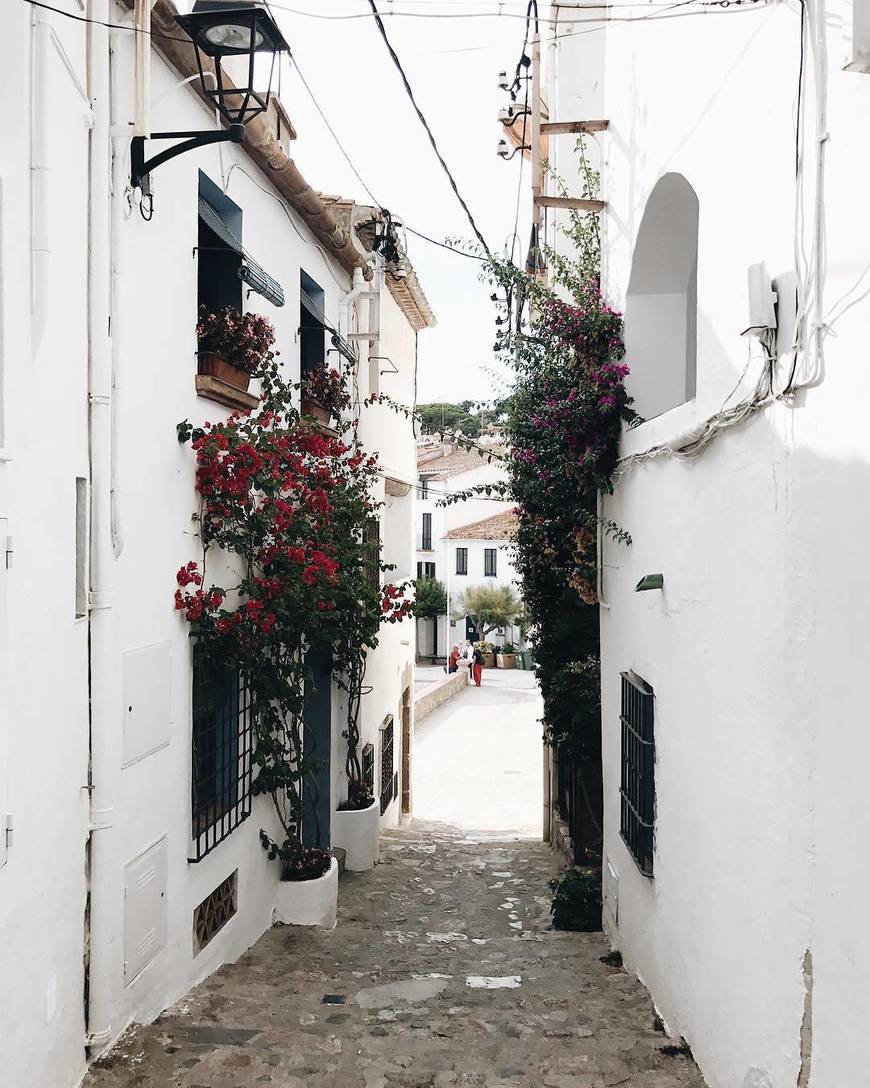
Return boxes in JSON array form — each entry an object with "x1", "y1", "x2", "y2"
[{"x1": 131, "y1": 1, "x2": 288, "y2": 196}]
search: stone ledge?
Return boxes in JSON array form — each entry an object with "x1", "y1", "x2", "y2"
[
  {"x1": 195, "y1": 374, "x2": 259, "y2": 412},
  {"x1": 414, "y1": 668, "x2": 468, "y2": 724}
]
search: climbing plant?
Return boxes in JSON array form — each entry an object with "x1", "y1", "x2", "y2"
[{"x1": 175, "y1": 355, "x2": 413, "y2": 873}]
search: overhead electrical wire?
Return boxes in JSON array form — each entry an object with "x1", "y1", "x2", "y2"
[{"x1": 365, "y1": 0, "x2": 493, "y2": 256}]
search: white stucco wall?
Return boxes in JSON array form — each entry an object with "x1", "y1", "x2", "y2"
[{"x1": 554, "y1": 0, "x2": 870, "y2": 1084}]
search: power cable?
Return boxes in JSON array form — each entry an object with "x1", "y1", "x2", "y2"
[
  {"x1": 21, "y1": 0, "x2": 191, "y2": 42},
  {"x1": 366, "y1": 0, "x2": 493, "y2": 256}
]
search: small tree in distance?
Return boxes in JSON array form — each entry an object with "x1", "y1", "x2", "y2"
[
  {"x1": 454, "y1": 583, "x2": 523, "y2": 640},
  {"x1": 413, "y1": 576, "x2": 448, "y2": 657}
]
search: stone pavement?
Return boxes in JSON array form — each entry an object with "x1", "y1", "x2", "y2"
[{"x1": 86, "y1": 819, "x2": 706, "y2": 1088}]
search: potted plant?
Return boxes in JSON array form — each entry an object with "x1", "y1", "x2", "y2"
[
  {"x1": 497, "y1": 642, "x2": 518, "y2": 669},
  {"x1": 268, "y1": 838, "x2": 339, "y2": 928},
  {"x1": 332, "y1": 780, "x2": 380, "y2": 872},
  {"x1": 301, "y1": 364, "x2": 351, "y2": 424},
  {"x1": 479, "y1": 640, "x2": 496, "y2": 668},
  {"x1": 196, "y1": 305, "x2": 275, "y2": 392}
]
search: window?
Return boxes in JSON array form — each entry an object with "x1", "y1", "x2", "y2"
[
  {"x1": 362, "y1": 742, "x2": 375, "y2": 793},
  {"x1": 624, "y1": 173, "x2": 698, "y2": 420},
  {"x1": 380, "y1": 715, "x2": 395, "y2": 814},
  {"x1": 421, "y1": 512, "x2": 432, "y2": 551},
  {"x1": 423, "y1": 562, "x2": 435, "y2": 580},
  {"x1": 456, "y1": 547, "x2": 468, "y2": 575},
  {"x1": 363, "y1": 516, "x2": 381, "y2": 590},
  {"x1": 620, "y1": 671, "x2": 655, "y2": 877},
  {"x1": 198, "y1": 173, "x2": 243, "y2": 316},
  {"x1": 484, "y1": 548, "x2": 497, "y2": 577},
  {"x1": 419, "y1": 476, "x2": 429, "y2": 499},
  {"x1": 190, "y1": 646, "x2": 254, "y2": 861},
  {"x1": 300, "y1": 270, "x2": 326, "y2": 378}
]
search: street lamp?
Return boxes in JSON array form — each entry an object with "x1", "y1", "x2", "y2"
[{"x1": 131, "y1": 1, "x2": 289, "y2": 193}]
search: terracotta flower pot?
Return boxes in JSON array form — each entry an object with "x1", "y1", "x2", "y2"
[
  {"x1": 483, "y1": 652, "x2": 496, "y2": 668},
  {"x1": 301, "y1": 396, "x2": 332, "y2": 425},
  {"x1": 197, "y1": 351, "x2": 251, "y2": 392},
  {"x1": 496, "y1": 653, "x2": 517, "y2": 670}
]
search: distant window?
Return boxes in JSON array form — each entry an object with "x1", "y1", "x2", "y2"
[
  {"x1": 380, "y1": 715, "x2": 395, "y2": 815},
  {"x1": 484, "y1": 548, "x2": 497, "y2": 577},
  {"x1": 198, "y1": 172, "x2": 242, "y2": 317},
  {"x1": 417, "y1": 561, "x2": 423, "y2": 580},
  {"x1": 191, "y1": 646, "x2": 253, "y2": 861},
  {"x1": 456, "y1": 547, "x2": 468, "y2": 575},
  {"x1": 620, "y1": 671, "x2": 655, "y2": 877},
  {"x1": 300, "y1": 270, "x2": 326, "y2": 377},
  {"x1": 421, "y1": 512, "x2": 432, "y2": 551},
  {"x1": 423, "y1": 562, "x2": 436, "y2": 580},
  {"x1": 419, "y1": 476, "x2": 429, "y2": 499},
  {"x1": 363, "y1": 516, "x2": 381, "y2": 590}
]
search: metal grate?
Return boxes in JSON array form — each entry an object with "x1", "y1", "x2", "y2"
[
  {"x1": 363, "y1": 517, "x2": 381, "y2": 591},
  {"x1": 620, "y1": 671, "x2": 655, "y2": 877},
  {"x1": 362, "y1": 742, "x2": 375, "y2": 792},
  {"x1": 380, "y1": 715, "x2": 395, "y2": 815},
  {"x1": 484, "y1": 548, "x2": 497, "y2": 576},
  {"x1": 194, "y1": 871, "x2": 238, "y2": 952},
  {"x1": 190, "y1": 646, "x2": 254, "y2": 862},
  {"x1": 421, "y1": 513, "x2": 432, "y2": 551},
  {"x1": 455, "y1": 547, "x2": 468, "y2": 575}
]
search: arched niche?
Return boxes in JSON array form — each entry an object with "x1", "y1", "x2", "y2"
[{"x1": 624, "y1": 173, "x2": 699, "y2": 421}]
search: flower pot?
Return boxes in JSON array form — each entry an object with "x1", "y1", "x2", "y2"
[
  {"x1": 496, "y1": 653, "x2": 517, "y2": 670},
  {"x1": 332, "y1": 798, "x2": 380, "y2": 871},
  {"x1": 301, "y1": 396, "x2": 332, "y2": 425},
  {"x1": 197, "y1": 351, "x2": 252, "y2": 392},
  {"x1": 483, "y1": 652, "x2": 496, "y2": 668},
  {"x1": 274, "y1": 857, "x2": 338, "y2": 928}
]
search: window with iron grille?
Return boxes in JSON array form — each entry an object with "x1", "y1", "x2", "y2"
[
  {"x1": 380, "y1": 715, "x2": 395, "y2": 814},
  {"x1": 190, "y1": 646, "x2": 254, "y2": 862},
  {"x1": 456, "y1": 547, "x2": 468, "y2": 575},
  {"x1": 194, "y1": 871, "x2": 237, "y2": 953},
  {"x1": 620, "y1": 671, "x2": 655, "y2": 877},
  {"x1": 362, "y1": 742, "x2": 375, "y2": 793},
  {"x1": 421, "y1": 512, "x2": 432, "y2": 551},
  {"x1": 419, "y1": 476, "x2": 429, "y2": 499},
  {"x1": 422, "y1": 561, "x2": 435, "y2": 580},
  {"x1": 363, "y1": 516, "x2": 381, "y2": 590},
  {"x1": 484, "y1": 548, "x2": 497, "y2": 577}
]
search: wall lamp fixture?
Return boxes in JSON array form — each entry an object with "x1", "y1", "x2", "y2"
[
  {"x1": 635, "y1": 574, "x2": 664, "y2": 592},
  {"x1": 131, "y1": 1, "x2": 289, "y2": 193}
]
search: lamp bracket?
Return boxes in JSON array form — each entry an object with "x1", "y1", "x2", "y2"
[{"x1": 131, "y1": 124, "x2": 245, "y2": 191}]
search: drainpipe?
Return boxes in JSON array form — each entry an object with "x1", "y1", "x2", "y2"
[
  {"x1": 342, "y1": 266, "x2": 365, "y2": 337},
  {"x1": 85, "y1": 0, "x2": 120, "y2": 1055},
  {"x1": 109, "y1": 32, "x2": 125, "y2": 559}
]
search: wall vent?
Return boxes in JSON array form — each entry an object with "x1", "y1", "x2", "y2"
[{"x1": 194, "y1": 870, "x2": 237, "y2": 953}]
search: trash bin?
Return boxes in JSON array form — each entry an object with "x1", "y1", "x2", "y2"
[{"x1": 517, "y1": 650, "x2": 531, "y2": 670}]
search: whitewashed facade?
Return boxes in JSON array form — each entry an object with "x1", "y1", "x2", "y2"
[
  {"x1": 551, "y1": 0, "x2": 870, "y2": 1085},
  {"x1": 0, "y1": 4, "x2": 429, "y2": 1086}
]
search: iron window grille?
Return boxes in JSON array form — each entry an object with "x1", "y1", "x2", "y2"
[
  {"x1": 620, "y1": 671, "x2": 655, "y2": 877},
  {"x1": 421, "y1": 513, "x2": 432, "y2": 551},
  {"x1": 456, "y1": 547, "x2": 468, "y2": 575},
  {"x1": 484, "y1": 548, "x2": 497, "y2": 577},
  {"x1": 380, "y1": 715, "x2": 395, "y2": 815},
  {"x1": 190, "y1": 646, "x2": 254, "y2": 862},
  {"x1": 419, "y1": 476, "x2": 429, "y2": 499},
  {"x1": 362, "y1": 742, "x2": 375, "y2": 793}
]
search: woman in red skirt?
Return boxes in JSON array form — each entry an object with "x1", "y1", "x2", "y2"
[{"x1": 472, "y1": 642, "x2": 484, "y2": 687}]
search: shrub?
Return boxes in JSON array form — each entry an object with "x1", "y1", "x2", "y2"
[
  {"x1": 500, "y1": 642, "x2": 515, "y2": 655},
  {"x1": 549, "y1": 866, "x2": 602, "y2": 931}
]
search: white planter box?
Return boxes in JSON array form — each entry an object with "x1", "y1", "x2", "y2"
[
  {"x1": 274, "y1": 857, "x2": 338, "y2": 928},
  {"x1": 332, "y1": 799, "x2": 380, "y2": 871}
]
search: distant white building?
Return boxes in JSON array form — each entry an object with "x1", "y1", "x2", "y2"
[{"x1": 414, "y1": 445, "x2": 518, "y2": 657}]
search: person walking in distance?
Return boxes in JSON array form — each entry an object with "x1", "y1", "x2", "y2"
[{"x1": 472, "y1": 642, "x2": 484, "y2": 687}]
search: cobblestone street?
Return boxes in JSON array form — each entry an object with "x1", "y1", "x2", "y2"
[
  {"x1": 86, "y1": 823, "x2": 705, "y2": 1088},
  {"x1": 85, "y1": 675, "x2": 706, "y2": 1088}
]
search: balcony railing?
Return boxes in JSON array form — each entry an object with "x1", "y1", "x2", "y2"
[{"x1": 417, "y1": 533, "x2": 433, "y2": 551}]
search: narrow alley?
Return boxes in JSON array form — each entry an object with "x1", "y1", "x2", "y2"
[{"x1": 85, "y1": 675, "x2": 704, "y2": 1088}]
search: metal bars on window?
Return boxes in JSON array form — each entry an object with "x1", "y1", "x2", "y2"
[
  {"x1": 619, "y1": 671, "x2": 655, "y2": 877},
  {"x1": 362, "y1": 742, "x2": 375, "y2": 793},
  {"x1": 380, "y1": 715, "x2": 395, "y2": 815},
  {"x1": 456, "y1": 547, "x2": 468, "y2": 575},
  {"x1": 421, "y1": 512, "x2": 432, "y2": 551},
  {"x1": 484, "y1": 548, "x2": 497, "y2": 577},
  {"x1": 363, "y1": 517, "x2": 381, "y2": 591},
  {"x1": 190, "y1": 647, "x2": 254, "y2": 862}
]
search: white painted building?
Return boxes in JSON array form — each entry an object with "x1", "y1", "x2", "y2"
[
  {"x1": 550, "y1": 0, "x2": 870, "y2": 1085},
  {"x1": 414, "y1": 444, "x2": 515, "y2": 657},
  {"x1": 0, "y1": 4, "x2": 430, "y2": 1086}
]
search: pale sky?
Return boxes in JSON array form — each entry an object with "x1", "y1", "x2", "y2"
[{"x1": 267, "y1": 1, "x2": 533, "y2": 404}]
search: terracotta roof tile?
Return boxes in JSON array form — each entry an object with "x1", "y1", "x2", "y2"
[
  {"x1": 445, "y1": 508, "x2": 518, "y2": 540},
  {"x1": 417, "y1": 448, "x2": 500, "y2": 479}
]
